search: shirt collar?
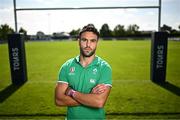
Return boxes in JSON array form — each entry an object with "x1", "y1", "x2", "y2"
[
  {"x1": 75, "y1": 55, "x2": 99, "y2": 67},
  {"x1": 75, "y1": 55, "x2": 80, "y2": 63}
]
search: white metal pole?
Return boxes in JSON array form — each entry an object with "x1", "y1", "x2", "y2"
[
  {"x1": 13, "y1": 0, "x2": 18, "y2": 32},
  {"x1": 158, "y1": 0, "x2": 161, "y2": 31}
]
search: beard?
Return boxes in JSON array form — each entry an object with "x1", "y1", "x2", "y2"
[{"x1": 80, "y1": 47, "x2": 96, "y2": 57}]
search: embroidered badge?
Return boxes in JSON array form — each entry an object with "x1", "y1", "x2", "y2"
[
  {"x1": 93, "y1": 68, "x2": 97, "y2": 74},
  {"x1": 90, "y1": 79, "x2": 96, "y2": 84},
  {"x1": 69, "y1": 67, "x2": 75, "y2": 75},
  {"x1": 70, "y1": 67, "x2": 75, "y2": 73}
]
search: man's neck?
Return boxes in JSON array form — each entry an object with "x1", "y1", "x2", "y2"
[{"x1": 80, "y1": 54, "x2": 95, "y2": 67}]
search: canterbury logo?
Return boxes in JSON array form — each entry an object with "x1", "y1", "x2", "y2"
[{"x1": 90, "y1": 79, "x2": 96, "y2": 84}]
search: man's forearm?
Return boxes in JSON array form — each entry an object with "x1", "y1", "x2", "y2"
[
  {"x1": 55, "y1": 83, "x2": 80, "y2": 107},
  {"x1": 55, "y1": 95, "x2": 80, "y2": 106},
  {"x1": 65, "y1": 84, "x2": 111, "y2": 108},
  {"x1": 72, "y1": 91, "x2": 107, "y2": 108}
]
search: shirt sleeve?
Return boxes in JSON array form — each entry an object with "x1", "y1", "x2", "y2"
[
  {"x1": 58, "y1": 63, "x2": 69, "y2": 84},
  {"x1": 98, "y1": 64, "x2": 112, "y2": 87}
]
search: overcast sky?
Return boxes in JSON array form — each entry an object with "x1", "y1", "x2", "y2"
[{"x1": 0, "y1": 0, "x2": 180, "y2": 35}]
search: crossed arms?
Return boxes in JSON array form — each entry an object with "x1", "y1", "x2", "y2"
[{"x1": 55, "y1": 83, "x2": 111, "y2": 108}]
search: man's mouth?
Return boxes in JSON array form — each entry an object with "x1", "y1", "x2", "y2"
[{"x1": 84, "y1": 48, "x2": 91, "y2": 51}]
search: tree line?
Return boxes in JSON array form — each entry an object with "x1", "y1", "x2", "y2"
[
  {"x1": 70, "y1": 24, "x2": 141, "y2": 38},
  {"x1": 0, "y1": 24, "x2": 27, "y2": 42},
  {"x1": 70, "y1": 23, "x2": 180, "y2": 38},
  {"x1": 0, "y1": 23, "x2": 180, "y2": 41}
]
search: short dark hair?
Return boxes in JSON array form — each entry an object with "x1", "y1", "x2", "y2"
[{"x1": 78, "y1": 24, "x2": 99, "y2": 39}]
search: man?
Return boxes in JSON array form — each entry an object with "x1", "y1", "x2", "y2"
[{"x1": 55, "y1": 24, "x2": 112, "y2": 120}]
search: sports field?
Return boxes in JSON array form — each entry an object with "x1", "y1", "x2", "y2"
[{"x1": 0, "y1": 40, "x2": 180, "y2": 119}]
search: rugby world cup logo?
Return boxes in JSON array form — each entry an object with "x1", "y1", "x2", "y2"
[{"x1": 70, "y1": 67, "x2": 75, "y2": 73}]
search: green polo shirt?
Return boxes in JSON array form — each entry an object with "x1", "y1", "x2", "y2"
[{"x1": 58, "y1": 55, "x2": 112, "y2": 120}]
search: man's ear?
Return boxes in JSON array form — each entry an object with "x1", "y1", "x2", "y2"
[{"x1": 78, "y1": 38, "x2": 80, "y2": 46}]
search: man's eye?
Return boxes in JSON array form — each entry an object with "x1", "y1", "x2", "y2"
[
  {"x1": 81, "y1": 38, "x2": 87, "y2": 42},
  {"x1": 91, "y1": 39, "x2": 97, "y2": 42}
]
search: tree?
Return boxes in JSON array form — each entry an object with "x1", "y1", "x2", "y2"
[
  {"x1": 19, "y1": 27, "x2": 27, "y2": 35},
  {"x1": 171, "y1": 29, "x2": 179, "y2": 34},
  {"x1": 113, "y1": 24, "x2": 125, "y2": 37},
  {"x1": 161, "y1": 24, "x2": 172, "y2": 33},
  {"x1": 0, "y1": 24, "x2": 14, "y2": 41},
  {"x1": 69, "y1": 28, "x2": 81, "y2": 37},
  {"x1": 126, "y1": 24, "x2": 140, "y2": 35},
  {"x1": 19, "y1": 27, "x2": 28, "y2": 40},
  {"x1": 178, "y1": 25, "x2": 180, "y2": 31},
  {"x1": 100, "y1": 23, "x2": 112, "y2": 38},
  {"x1": 36, "y1": 31, "x2": 45, "y2": 40}
]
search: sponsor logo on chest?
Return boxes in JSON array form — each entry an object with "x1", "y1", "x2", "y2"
[{"x1": 89, "y1": 68, "x2": 98, "y2": 84}]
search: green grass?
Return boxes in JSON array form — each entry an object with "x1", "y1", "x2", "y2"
[{"x1": 0, "y1": 40, "x2": 180, "y2": 119}]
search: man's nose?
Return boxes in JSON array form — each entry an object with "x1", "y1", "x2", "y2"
[{"x1": 86, "y1": 40, "x2": 90, "y2": 47}]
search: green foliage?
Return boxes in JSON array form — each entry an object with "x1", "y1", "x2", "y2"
[
  {"x1": 0, "y1": 24, "x2": 14, "y2": 41},
  {"x1": 19, "y1": 27, "x2": 28, "y2": 41},
  {"x1": 126, "y1": 24, "x2": 140, "y2": 35},
  {"x1": 113, "y1": 24, "x2": 125, "y2": 37},
  {"x1": 161, "y1": 24, "x2": 180, "y2": 34},
  {"x1": 69, "y1": 28, "x2": 81, "y2": 36},
  {"x1": 99, "y1": 23, "x2": 142, "y2": 38},
  {"x1": 99, "y1": 23, "x2": 113, "y2": 37},
  {"x1": 19, "y1": 27, "x2": 27, "y2": 36},
  {"x1": 0, "y1": 40, "x2": 180, "y2": 119}
]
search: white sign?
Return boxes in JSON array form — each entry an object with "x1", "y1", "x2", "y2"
[
  {"x1": 156, "y1": 45, "x2": 164, "y2": 69},
  {"x1": 12, "y1": 48, "x2": 20, "y2": 71}
]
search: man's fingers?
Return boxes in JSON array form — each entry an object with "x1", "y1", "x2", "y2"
[
  {"x1": 93, "y1": 84, "x2": 106, "y2": 89},
  {"x1": 97, "y1": 89, "x2": 105, "y2": 94},
  {"x1": 92, "y1": 86, "x2": 104, "y2": 92},
  {"x1": 95, "y1": 85, "x2": 107, "y2": 91},
  {"x1": 91, "y1": 84, "x2": 108, "y2": 94}
]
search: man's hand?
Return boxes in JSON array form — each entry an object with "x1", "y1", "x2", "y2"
[{"x1": 91, "y1": 84, "x2": 108, "y2": 94}]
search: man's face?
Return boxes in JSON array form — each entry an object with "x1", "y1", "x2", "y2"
[{"x1": 79, "y1": 31, "x2": 98, "y2": 57}]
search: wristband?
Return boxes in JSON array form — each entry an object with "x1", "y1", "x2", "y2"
[
  {"x1": 71, "y1": 90, "x2": 76, "y2": 98},
  {"x1": 67, "y1": 89, "x2": 76, "y2": 98}
]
